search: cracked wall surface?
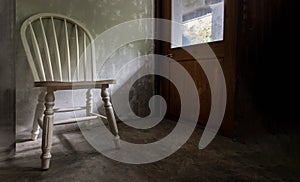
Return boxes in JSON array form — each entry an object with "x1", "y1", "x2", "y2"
[{"x1": 16, "y1": 0, "x2": 154, "y2": 134}]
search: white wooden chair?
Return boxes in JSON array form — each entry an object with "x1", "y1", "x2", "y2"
[{"x1": 20, "y1": 13, "x2": 120, "y2": 170}]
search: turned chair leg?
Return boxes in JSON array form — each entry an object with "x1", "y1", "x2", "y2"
[
  {"x1": 101, "y1": 85, "x2": 120, "y2": 148},
  {"x1": 86, "y1": 89, "x2": 93, "y2": 116},
  {"x1": 31, "y1": 90, "x2": 46, "y2": 140},
  {"x1": 41, "y1": 89, "x2": 55, "y2": 170}
]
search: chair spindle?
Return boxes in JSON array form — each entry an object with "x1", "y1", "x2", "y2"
[
  {"x1": 51, "y1": 17, "x2": 63, "y2": 81},
  {"x1": 39, "y1": 18, "x2": 54, "y2": 81},
  {"x1": 29, "y1": 23, "x2": 46, "y2": 81}
]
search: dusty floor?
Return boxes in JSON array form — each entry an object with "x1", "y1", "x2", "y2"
[{"x1": 0, "y1": 120, "x2": 299, "y2": 181}]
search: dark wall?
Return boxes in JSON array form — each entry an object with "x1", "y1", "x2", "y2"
[
  {"x1": 235, "y1": 0, "x2": 298, "y2": 139},
  {"x1": 0, "y1": 0, "x2": 16, "y2": 160}
]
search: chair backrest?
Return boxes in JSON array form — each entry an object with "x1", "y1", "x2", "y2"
[{"x1": 21, "y1": 13, "x2": 96, "y2": 82}]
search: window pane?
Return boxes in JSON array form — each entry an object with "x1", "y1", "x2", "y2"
[{"x1": 172, "y1": 0, "x2": 224, "y2": 48}]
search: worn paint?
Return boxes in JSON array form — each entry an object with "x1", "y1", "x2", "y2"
[{"x1": 16, "y1": 0, "x2": 154, "y2": 134}]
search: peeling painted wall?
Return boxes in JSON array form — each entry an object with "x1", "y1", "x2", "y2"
[{"x1": 16, "y1": 0, "x2": 154, "y2": 134}]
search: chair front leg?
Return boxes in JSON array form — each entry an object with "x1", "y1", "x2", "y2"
[
  {"x1": 101, "y1": 85, "x2": 120, "y2": 148},
  {"x1": 31, "y1": 89, "x2": 46, "y2": 140},
  {"x1": 41, "y1": 89, "x2": 55, "y2": 170}
]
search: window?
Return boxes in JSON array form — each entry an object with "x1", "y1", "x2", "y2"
[{"x1": 172, "y1": 0, "x2": 224, "y2": 48}]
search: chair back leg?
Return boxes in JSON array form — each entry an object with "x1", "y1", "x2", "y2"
[
  {"x1": 86, "y1": 89, "x2": 93, "y2": 116},
  {"x1": 101, "y1": 85, "x2": 120, "y2": 148},
  {"x1": 31, "y1": 89, "x2": 46, "y2": 140}
]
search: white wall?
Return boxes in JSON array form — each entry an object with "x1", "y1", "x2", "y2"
[{"x1": 16, "y1": 0, "x2": 154, "y2": 134}]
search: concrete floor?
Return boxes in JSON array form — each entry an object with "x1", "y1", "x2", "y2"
[{"x1": 0, "y1": 120, "x2": 299, "y2": 181}]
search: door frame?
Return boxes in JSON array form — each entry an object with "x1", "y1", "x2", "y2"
[{"x1": 154, "y1": 0, "x2": 239, "y2": 136}]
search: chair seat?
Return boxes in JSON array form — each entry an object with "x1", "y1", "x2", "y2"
[{"x1": 35, "y1": 80, "x2": 116, "y2": 90}]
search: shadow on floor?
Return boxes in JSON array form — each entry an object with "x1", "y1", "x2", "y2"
[{"x1": 1, "y1": 121, "x2": 300, "y2": 181}]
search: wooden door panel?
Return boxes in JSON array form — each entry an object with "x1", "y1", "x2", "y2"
[
  {"x1": 169, "y1": 60, "x2": 216, "y2": 125},
  {"x1": 156, "y1": 0, "x2": 238, "y2": 136}
]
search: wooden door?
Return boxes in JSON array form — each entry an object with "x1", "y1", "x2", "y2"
[{"x1": 155, "y1": 0, "x2": 238, "y2": 136}]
